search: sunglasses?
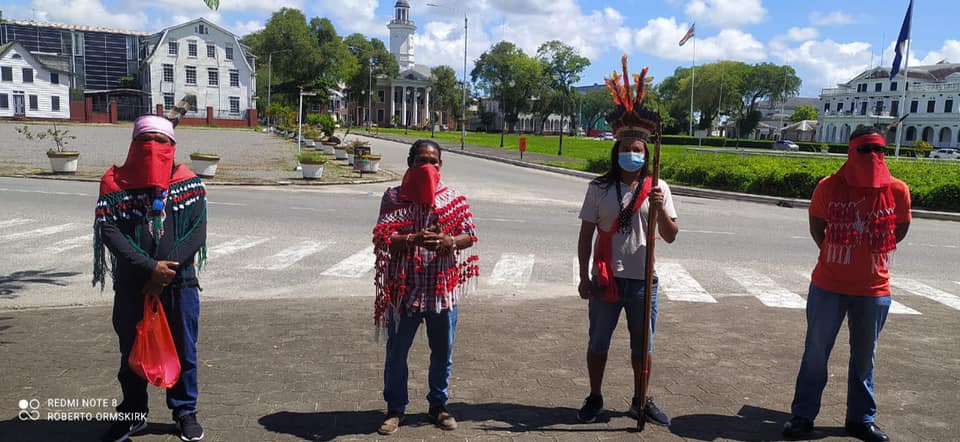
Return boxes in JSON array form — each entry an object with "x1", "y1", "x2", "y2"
[{"x1": 856, "y1": 144, "x2": 885, "y2": 154}]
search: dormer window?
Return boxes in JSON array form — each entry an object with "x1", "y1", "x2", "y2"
[
  {"x1": 12, "y1": 54, "x2": 22, "y2": 59},
  {"x1": 197, "y1": 24, "x2": 208, "y2": 35}
]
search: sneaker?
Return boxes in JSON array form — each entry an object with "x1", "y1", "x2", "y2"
[
  {"x1": 576, "y1": 394, "x2": 603, "y2": 423},
  {"x1": 176, "y1": 413, "x2": 204, "y2": 441},
  {"x1": 101, "y1": 417, "x2": 147, "y2": 442},
  {"x1": 628, "y1": 397, "x2": 670, "y2": 426},
  {"x1": 428, "y1": 405, "x2": 458, "y2": 431},
  {"x1": 377, "y1": 410, "x2": 404, "y2": 435},
  {"x1": 782, "y1": 415, "x2": 815, "y2": 439}
]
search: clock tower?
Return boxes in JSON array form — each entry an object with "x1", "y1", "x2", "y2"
[{"x1": 388, "y1": 0, "x2": 416, "y2": 71}]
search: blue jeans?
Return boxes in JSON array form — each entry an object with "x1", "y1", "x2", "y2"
[
  {"x1": 113, "y1": 286, "x2": 200, "y2": 420},
  {"x1": 588, "y1": 277, "x2": 658, "y2": 355},
  {"x1": 383, "y1": 306, "x2": 458, "y2": 413},
  {"x1": 791, "y1": 283, "x2": 891, "y2": 423}
]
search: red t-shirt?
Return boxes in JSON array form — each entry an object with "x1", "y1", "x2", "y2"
[{"x1": 809, "y1": 175, "x2": 911, "y2": 297}]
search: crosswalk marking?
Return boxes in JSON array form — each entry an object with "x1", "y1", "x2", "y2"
[
  {"x1": 489, "y1": 253, "x2": 535, "y2": 287},
  {"x1": 724, "y1": 266, "x2": 806, "y2": 309},
  {"x1": 792, "y1": 270, "x2": 920, "y2": 315},
  {"x1": 658, "y1": 262, "x2": 717, "y2": 303},
  {"x1": 892, "y1": 278, "x2": 960, "y2": 311},
  {"x1": 46, "y1": 234, "x2": 91, "y2": 254},
  {"x1": 0, "y1": 218, "x2": 33, "y2": 229},
  {"x1": 0, "y1": 223, "x2": 80, "y2": 243},
  {"x1": 208, "y1": 236, "x2": 273, "y2": 259},
  {"x1": 320, "y1": 246, "x2": 375, "y2": 278},
  {"x1": 245, "y1": 240, "x2": 332, "y2": 271},
  {"x1": 571, "y1": 256, "x2": 594, "y2": 285}
]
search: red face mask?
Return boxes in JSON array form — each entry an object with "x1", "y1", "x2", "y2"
[
  {"x1": 114, "y1": 140, "x2": 177, "y2": 191},
  {"x1": 842, "y1": 134, "x2": 891, "y2": 188},
  {"x1": 398, "y1": 164, "x2": 440, "y2": 205}
]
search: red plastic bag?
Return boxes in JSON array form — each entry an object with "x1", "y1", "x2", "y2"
[{"x1": 128, "y1": 293, "x2": 181, "y2": 388}]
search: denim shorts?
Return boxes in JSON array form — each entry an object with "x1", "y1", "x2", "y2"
[{"x1": 588, "y1": 277, "x2": 658, "y2": 355}]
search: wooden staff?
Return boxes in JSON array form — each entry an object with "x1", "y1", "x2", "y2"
[{"x1": 636, "y1": 123, "x2": 662, "y2": 432}]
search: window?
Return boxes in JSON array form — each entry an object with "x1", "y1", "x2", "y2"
[
  {"x1": 207, "y1": 68, "x2": 218, "y2": 86},
  {"x1": 1, "y1": 66, "x2": 12, "y2": 81},
  {"x1": 163, "y1": 93, "x2": 174, "y2": 109},
  {"x1": 168, "y1": 42, "x2": 178, "y2": 55},
  {"x1": 946, "y1": 99, "x2": 954, "y2": 113},
  {"x1": 197, "y1": 24, "x2": 208, "y2": 34},
  {"x1": 73, "y1": 33, "x2": 85, "y2": 56},
  {"x1": 860, "y1": 102, "x2": 868, "y2": 115},
  {"x1": 229, "y1": 96, "x2": 240, "y2": 113},
  {"x1": 836, "y1": 102, "x2": 843, "y2": 112},
  {"x1": 225, "y1": 46, "x2": 233, "y2": 60},
  {"x1": 126, "y1": 35, "x2": 137, "y2": 61},
  {"x1": 186, "y1": 66, "x2": 196, "y2": 85},
  {"x1": 22, "y1": 68, "x2": 33, "y2": 83},
  {"x1": 377, "y1": 109, "x2": 384, "y2": 123},
  {"x1": 823, "y1": 103, "x2": 830, "y2": 112},
  {"x1": 0, "y1": 94, "x2": 8, "y2": 108},
  {"x1": 51, "y1": 96, "x2": 60, "y2": 111},
  {"x1": 229, "y1": 69, "x2": 239, "y2": 87},
  {"x1": 891, "y1": 100, "x2": 899, "y2": 116},
  {"x1": 50, "y1": 73, "x2": 59, "y2": 85},
  {"x1": 927, "y1": 100, "x2": 935, "y2": 113},
  {"x1": 910, "y1": 101, "x2": 918, "y2": 113},
  {"x1": 163, "y1": 64, "x2": 174, "y2": 82},
  {"x1": 890, "y1": 81, "x2": 898, "y2": 91},
  {"x1": 378, "y1": 90, "x2": 385, "y2": 102},
  {"x1": 207, "y1": 44, "x2": 215, "y2": 58},
  {"x1": 874, "y1": 83, "x2": 882, "y2": 92},
  {"x1": 28, "y1": 95, "x2": 38, "y2": 110},
  {"x1": 188, "y1": 41, "x2": 197, "y2": 57}
]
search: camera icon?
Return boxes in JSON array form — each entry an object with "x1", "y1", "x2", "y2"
[{"x1": 18, "y1": 399, "x2": 40, "y2": 421}]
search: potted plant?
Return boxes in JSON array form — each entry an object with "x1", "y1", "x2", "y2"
[
  {"x1": 189, "y1": 152, "x2": 221, "y2": 178},
  {"x1": 356, "y1": 154, "x2": 382, "y2": 173},
  {"x1": 297, "y1": 151, "x2": 327, "y2": 179},
  {"x1": 344, "y1": 140, "x2": 369, "y2": 165},
  {"x1": 16, "y1": 124, "x2": 79, "y2": 174}
]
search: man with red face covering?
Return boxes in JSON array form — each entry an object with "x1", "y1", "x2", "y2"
[
  {"x1": 371, "y1": 139, "x2": 479, "y2": 435},
  {"x1": 783, "y1": 126, "x2": 910, "y2": 442},
  {"x1": 94, "y1": 113, "x2": 207, "y2": 442}
]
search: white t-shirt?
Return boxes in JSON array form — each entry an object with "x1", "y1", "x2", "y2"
[{"x1": 578, "y1": 178, "x2": 678, "y2": 280}]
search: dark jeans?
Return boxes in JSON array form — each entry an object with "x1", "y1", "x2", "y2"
[
  {"x1": 383, "y1": 306, "x2": 458, "y2": 414},
  {"x1": 588, "y1": 277, "x2": 659, "y2": 355},
  {"x1": 113, "y1": 286, "x2": 200, "y2": 420}
]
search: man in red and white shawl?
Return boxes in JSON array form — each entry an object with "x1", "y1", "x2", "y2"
[
  {"x1": 372, "y1": 139, "x2": 479, "y2": 435},
  {"x1": 784, "y1": 125, "x2": 910, "y2": 442}
]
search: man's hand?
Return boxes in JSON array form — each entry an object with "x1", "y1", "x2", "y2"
[
  {"x1": 578, "y1": 279, "x2": 593, "y2": 300},
  {"x1": 149, "y1": 260, "x2": 179, "y2": 287},
  {"x1": 649, "y1": 186, "x2": 665, "y2": 210}
]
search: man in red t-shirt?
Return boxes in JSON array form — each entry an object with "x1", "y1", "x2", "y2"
[{"x1": 783, "y1": 126, "x2": 910, "y2": 442}]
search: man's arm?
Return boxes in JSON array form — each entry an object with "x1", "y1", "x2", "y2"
[
  {"x1": 809, "y1": 214, "x2": 826, "y2": 249},
  {"x1": 99, "y1": 220, "x2": 157, "y2": 273},
  {"x1": 577, "y1": 220, "x2": 596, "y2": 299},
  {"x1": 895, "y1": 222, "x2": 910, "y2": 243}
]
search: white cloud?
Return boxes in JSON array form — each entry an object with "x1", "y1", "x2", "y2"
[
  {"x1": 232, "y1": 20, "x2": 265, "y2": 36},
  {"x1": 685, "y1": 0, "x2": 766, "y2": 28},
  {"x1": 879, "y1": 39, "x2": 960, "y2": 68},
  {"x1": 33, "y1": 0, "x2": 147, "y2": 31},
  {"x1": 314, "y1": 0, "x2": 383, "y2": 36},
  {"x1": 628, "y1": 17, "x2": 765, "y2": 62},
  {"x1": 786, "y1": 27, "x2": 818, "y2": 42},
  {"x1": 809, "y1": 10, "x2": 855, "y2": 26},
  {"x1": 771, "y1": 39, "x2": 872, "y2": 94}
]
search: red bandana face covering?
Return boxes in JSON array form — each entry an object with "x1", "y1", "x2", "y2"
[
  {"x1": 111, "y1": 140, "x2": 177, "y2": 192},
  {"x1": 398, "y1": 164, "x2": 441, "y2": 205},
  {"x1": 841, "y1": 134, "x2": 891, "y2": 188}
]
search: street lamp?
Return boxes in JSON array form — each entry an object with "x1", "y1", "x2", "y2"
[
  {"x1": 404, "y1": 89, "x2": 412, "y2": 135},
  {"x1": 495, "y1": 79, "x2": 514, "y2": 148},
  {"x1": 367, "y1": 57, "x2": 373, "y2": 131},
  {"x1": 296, "y1": 86, "x2": 317, "y2": 171},
  {"x1": 426, "y1": 3, "x2": 468, "y2": 150},
  {"x1": 266, "y1": 49, "x2": 291, "y2": 128}
]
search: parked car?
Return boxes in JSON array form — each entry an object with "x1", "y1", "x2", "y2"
[
  {"x1": 929, "y1": 148, "x2": 960, "y2": 159},
  {"x1": 597, "y1": 131, "x2": 614, "y2": 141},
  {"x1": 773, "y1": 139, "x2": 800, "y2": 151}
]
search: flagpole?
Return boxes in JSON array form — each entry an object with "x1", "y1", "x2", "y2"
[
  {"x1": 895, "y1": 0, "x2": 914, "y2": 157},
  {"x1": 717, "y1": 66, "x2": 723, "y2": 135},
  {"x1": 689, "y1": 34, "x2": 696, "y2": 137}
]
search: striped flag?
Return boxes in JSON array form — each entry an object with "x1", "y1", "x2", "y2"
[
  {"x1": 679, "y1": 23, "x2": 695, "y2": 46},
  {"x1": 889, "y1": 0, "x2": 912, "y2": 80}
]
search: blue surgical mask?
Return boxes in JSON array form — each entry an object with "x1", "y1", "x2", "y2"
[{"x1": 618, "y1": 152, "x2": 645, "y2": 172}]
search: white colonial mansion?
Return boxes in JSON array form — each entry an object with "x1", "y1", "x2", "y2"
[
  {"x1": 140, "y1": 18, "x2": 256, "y2": 118},
  {"x1": 818, "y1": 62, "x2": 960, "y2": 147}
]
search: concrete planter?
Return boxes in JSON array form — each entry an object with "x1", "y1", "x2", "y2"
[
  {"x1": 47, "y1": 151, "x2": 80, "y2": 174},
  {"x1": 301, "y1": 162, "x2": 324, "y2": 179},
  {"x1": 334, "y1": 148, "x2": 347, "y2": 160},
  {"x1": 320, "y1": 142, "x2": 337, "y2": 155},
  {"x1": 356, "y1": 156, "x2": 381, "y2": 173},
  {"x1": 190, "y1": 154, "x2": 220, "y2": 178}
]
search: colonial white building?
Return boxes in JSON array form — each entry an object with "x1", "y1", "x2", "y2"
[
  {"x1": 818, "y1": 62, "x2": 960, "y2": 147},
  {"x1": 140, "y1": 18, "x2": 256, "y2": 119},
  {"x1": 0, "y1": 41, "x2": 71, "y2": 119}
]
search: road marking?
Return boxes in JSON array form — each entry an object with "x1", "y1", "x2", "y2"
[
  {"x1": 0, "y1": 218, "x2": 33, "y2": 229},
  {"x1": 46, "y1": 234, "x2": 91, "y2": 254},
  {"x1": 658, "y1": 262, "x2": 717, "y2": 303},
  {"x1": 474, "y1": 217, "x2": 528, "y2": 223},
  {"x1": 791, "y1": 270, "x2": 920, "y2": 315},
  {"x1": 681, "y1": 229, "x2": 735, "y2": 235},
  {"x1": 290, "y1": 206, "x2": 336, "y2": 212},
  {"x1": 0, "y1": 223, "x2": 80, "y2": 243},
  {"x1": 208, "y1": 236, "x2": 273, "y2": 259},
  {"x1": 245, "y1": 240, "x2": 332, "y2": 271},
  {"x1": 0, "y1": 188, "x2": 88, "y2": 196},
  {"x1": 724, "y1": 266, "x2": 806, "y2": 308},
  {"x1": 892, "y1": 278, "x2": 960, "y2": 311},
  {"x1": 489, "y1": 253, "x2": 535, "y2": 287},
  {"x1": 320, "y1": 246, "x2": 376, "y2": 278},
  {"x1": 208, "y1": 201, "x2": 247, "y2": 206},
  {"x1": 572, "y1": 256, "x2": 593, "y2": 285}
]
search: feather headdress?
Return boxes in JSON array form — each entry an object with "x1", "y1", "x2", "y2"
[{"x1": 605, "y1": 55, "x2": 660, "y2": 139}]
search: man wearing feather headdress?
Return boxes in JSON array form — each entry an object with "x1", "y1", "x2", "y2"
[
  {"x1": 95, "y1": 96, "x2": 208, "y2": 442},
  {"x1": 575, "y1": 56, "x2": 679, "y2": 426}
]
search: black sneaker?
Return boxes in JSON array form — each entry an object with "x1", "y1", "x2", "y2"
[
  {"x1": 628, "y1": 397, "x2": 670, "y2": 426},
  {"x1": 176, "y1": 413, "x2": 204, "y2": 441},
  {"x1": 782, "y1": 415, "x2": 815, "y2": 439},
  {"x1": 844, "y1": 421, "x2": 890, "y2": 442},
  {"x1": 577, "y1": 394, "x2": 603, "y2": 423},
  {"x1": 101, "y1": 417, "x2": 147, "y2": 442}
]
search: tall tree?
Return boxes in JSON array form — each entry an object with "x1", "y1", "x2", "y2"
[
  {"x1": 471, "y1": 41, "x2": 542, "y2": 131},
  {"x1": 429, "y1": 65, "x2": 460, "y2": 127},
  {"x1": 789, "y1": 105, "x2": 819, "y2": 122},
  {"x1": 343, "y1": 33, "x2": 399, "y2": 122},
  {"x1": 246, "y1": 8, "x2": 330, "y2": 108},
  {"x1": 536, "y1": 40, "x2": 590, "y2": 135}
]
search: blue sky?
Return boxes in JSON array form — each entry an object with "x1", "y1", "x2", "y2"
[{"x1": 2, "y1": 0, "x2": 957, "y2": 97}]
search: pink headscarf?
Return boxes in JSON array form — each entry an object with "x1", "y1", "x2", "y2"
[{"x1": 132, "y1": 115, "x2": 176, "y2": 144}]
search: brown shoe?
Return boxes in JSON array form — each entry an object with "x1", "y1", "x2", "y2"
[
  {"x1": 377, "y1": 411, "x2": 403, "y2": 435},
  {"x1": 428, "y1": 405, "x2": 457, "y2": 431}
]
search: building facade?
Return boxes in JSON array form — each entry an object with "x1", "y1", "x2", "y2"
[
  {"x1": 818, "y1": 62, "x2": 960, "y2": 147},
  {"x1": 0, "y1": 41, "x2": 71, "y2": 119},
  {"x1": 140, "y1": 18, "x2": 256, "y2": 120}
]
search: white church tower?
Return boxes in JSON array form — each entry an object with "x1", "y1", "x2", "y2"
[{"x1": 388, "y1": 0, "x2": 416, "y2": 71}]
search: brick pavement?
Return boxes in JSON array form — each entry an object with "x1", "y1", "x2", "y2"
[{"x1": 1, "y1": 292, "x2": 957, "y2": 441}]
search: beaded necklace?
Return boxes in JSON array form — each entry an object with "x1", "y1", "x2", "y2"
[{"x1": 615, "y1": 180, "x2": 641, "y2": 234}]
